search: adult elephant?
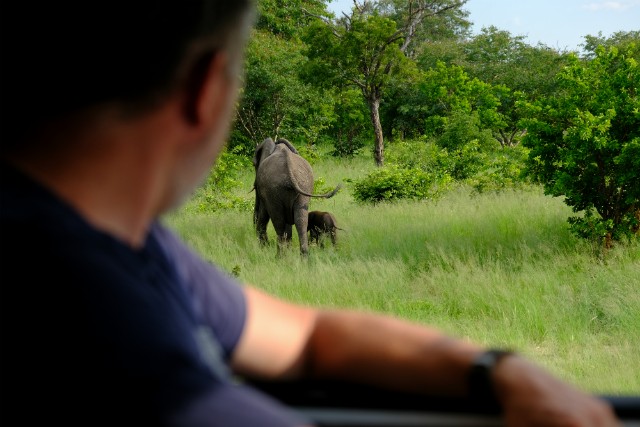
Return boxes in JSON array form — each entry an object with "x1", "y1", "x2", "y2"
[{"x1": 253, "y1": 137, "x2": 341, "y2": 256}]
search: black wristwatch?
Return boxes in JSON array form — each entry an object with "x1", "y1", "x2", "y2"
[{"x1": 467, "y1": 349, "x2": 514, "y2": 405}]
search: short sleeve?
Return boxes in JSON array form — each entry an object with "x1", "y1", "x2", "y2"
[{"x1": 151, "y1": 222, "x2": 247, "y2": 360}]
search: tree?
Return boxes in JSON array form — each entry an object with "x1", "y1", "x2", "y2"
[
  {"x1": 231, "y1": 30, "x2": 333, "y2": 154},
  {"x1": 581, "y1": 30, "x2": 640, "y2": 60},
  {"x1": 520, "y1": 44, "x2": 640, "y2": 246},
  {"x1": 459, "y1": 26, "x2": 571, "y2": 147},
  {"x1": 303, "y1": 0, "x2": 468, "y2": 166},
  {"x1": 417, "y1": 61, "x2": 501, "y2": 138},
  {"x1": 328, "y1": 88, "x2": 371, "y2": 156},
  {"x1": 379, "y1": 0, "x2": 472, "y2": 58},
  {"x1": 256, "y1": 0, "x2": 330, "y2": 39},
  {"x1": 379, "y1": 60, "x2": 426, "y2": 139}
]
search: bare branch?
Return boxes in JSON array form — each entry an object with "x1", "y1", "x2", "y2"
[
  {"x1": 398, "y1": 0, "x2": 467, "y2": 52},
  {"x1": 301, "y1": 8, "x2": 341, "y2": 37}
]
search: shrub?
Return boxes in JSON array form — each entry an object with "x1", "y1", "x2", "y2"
[
  {"x1": 295, "y1": 143, "x2": 321, "y2": 163},
  {"x1": 465, "y1": 145, "x2": 531, "y2": 193},
  {"x1": 352, "y1": 165, "x2": 451, "y2": 204},
  {"x1": 436, "y1": 111, "x2": 495, "y2": 151},
  {"x1": 183, "y1": 146, "x2": 253, "y2": 214},
  {"x1": 385, "y1": 138, "x2": 442, "y2": 173},
  {"x1": 331, "y1": 134, "x2": 367, "y2": 157}
]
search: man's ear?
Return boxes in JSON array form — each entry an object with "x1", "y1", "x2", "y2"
[{"x1": 182, "y1": 50, "x2": 230, "y2": 127}]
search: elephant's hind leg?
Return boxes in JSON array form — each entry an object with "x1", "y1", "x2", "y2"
[
  {"x1": 271, "y1": 219, "x2": 292, "y2": 257},
  {"x1": 294, "y1": 207, "x2": 309, "y2": 256},
  {"x1": 255, "y1": 209, "x2": 270, "y2": 245}
]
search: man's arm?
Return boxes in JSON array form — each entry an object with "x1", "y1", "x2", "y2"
[{"x1": 232, "y1": 286, "x2": 619, "y2": 427}]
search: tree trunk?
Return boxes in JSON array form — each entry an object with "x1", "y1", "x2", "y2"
[{"x1": 367, "y1": 95, "x2": 385, "y2": 167}]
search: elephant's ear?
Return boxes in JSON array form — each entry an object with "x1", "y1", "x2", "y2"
[{"x1": 253, "y1": 137, "x2": 276, "y2": 168}]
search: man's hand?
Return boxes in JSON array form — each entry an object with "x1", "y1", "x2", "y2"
[{"x1": 494, "y1": 355, "x2": 620, "y2": 427}]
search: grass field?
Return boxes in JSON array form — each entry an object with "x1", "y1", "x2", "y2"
[{"x1": 164, "y1": 151, "x2": 640, "y2": 396}]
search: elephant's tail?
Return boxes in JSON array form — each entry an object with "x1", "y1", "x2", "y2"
[
  {"x1": 315, "y1": 183, "x2": 342, "y2": 199},
  {"x1": 282, "y1": 147, "x2": 342, "y2": 199},
  {"x1": 295, "y1": 183, "x2": 342, "y2": 199}
]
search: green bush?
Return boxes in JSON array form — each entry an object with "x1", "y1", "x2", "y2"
[
  {"x1": 352, "y1": 165, "x2": 450, "y2": 203},
  {"x1": 385, "y1": 137, "x2": 529, "y2": 192},
  {"x1": 436, "y1": 111, "x2": 495, "y2": 151},
  {"x1": 385, "y1": 138, "x2": 442, "y2": 173},
  {"x1": 465, "y1": 145, "x2": 531, "y2": 193},
  {"x1": 205, "y1": 146, "x2": 250, "y2": 192},
  {"x1": 295, "y1": 143, "x2": 321, "y2": 163},
  {"x1": 182, "y1": 146, "x2": 254, "y2": 214},
  {"x1": 331, "y1": 134, "x2": 367, "y2": 157},
  {"x1": 442, "y1": 140, "x2": 489, "y2": 180}
]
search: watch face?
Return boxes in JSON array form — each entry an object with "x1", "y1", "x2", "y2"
[
  {"x1": 476, "y1": 352, "x2": 497, "y2": 368},
  {"x1": 481, "y1": 350, "x2": 513, "y2": 366}
]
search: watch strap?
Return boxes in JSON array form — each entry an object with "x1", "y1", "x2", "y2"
[{"x1": 468, "y1": 349, "x2": 514, "y2": 405}]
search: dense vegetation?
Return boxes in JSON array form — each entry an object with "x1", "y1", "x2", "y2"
[{"x1": 217, "y1": 0, "x2": 640, "y2": 246}]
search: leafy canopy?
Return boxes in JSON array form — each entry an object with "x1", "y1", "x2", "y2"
[{"x1": 520, "y1": 44, "x2": 640, "y2": 245}]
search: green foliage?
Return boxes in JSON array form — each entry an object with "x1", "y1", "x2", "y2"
[
  {"x1": 205, "y1": 146, "x2": 250, "y2": 192},
  {"x1": 464, "y1": 145, "x2": 532, "y2": 194},
  {"x1": 567, "y1": 210, "x2": 614, "y2": 242},
  {"x1": 182, "y1": 146, "x2": 254, "y2": 214},
  {"x1": 295, "y1": 143, "x2": 320, "y2": 163},
  {"x1": 255, "y1": 0, "x2": 328, "y2": 39},
  {"x1": 352, "y1": 164, "x2": 450, "y2": 203},
  {"x1": 331, "y1": 134, "x2": 368, "y2": 157},
  {"x1": 521, "y1": 44, "x2": 640, "y2": 244},
  {"x1": 386, "y1": 136, "x2": 530, "y2": 193},
  {"x1": 302, "y1": 8, "x2": 417, "y2": 165},
  {"x1": 302, "y1": 10, "x2": 411, "y2": 121},
  {"x1": 415, "y1": 38, "x2": 466, "y2": 71},
  {"x1": 312, "y1": 175, "x2": 343, "y2": 196},
  {"x1": 385, "y1": 137, "x2": 443, "y2": 172},
  {"x1": 441, "y1": 139, "x2": 488, "y2": 181},
  {"x1": 581, "y1": 30, "x2": 640, "y2": 60},
  {"x1": 435, "y1": 110, "x2": 495, "y2": 151},
  {"x1": 454, "y1": 27, "x2": 571, "y2": 147},
  {"x1": 231, "y1": 30, "x2": 334, "y2": 154},
  {"x1": 418, "y1": 62, "x2": 502, "y2": 138},
  {"x1": 381, "y1": 63, "x2": 431, "y2": 139},
  {"x1": 328, "y1": 89, "x2": 370, "y2": 157},
  {"x1": 386, "y1": 137, "x2": 475, "y2": 182},
  {"x1": 433, "y1": 112, "x2": 497, "y2": 181},
  {"x1": 378, "y1": 0, "x2": 472, "y2": 49},
  {"x1": 461, "y1": 26, "x2": 570, "y2": 99}
]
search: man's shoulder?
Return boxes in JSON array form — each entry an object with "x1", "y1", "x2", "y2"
[
  {"x1": 1, "y1": 162, "x2": 63, "y2": 227},
  {"x1": 0, "y1": 165, "x2": 137, "y2": 289}
]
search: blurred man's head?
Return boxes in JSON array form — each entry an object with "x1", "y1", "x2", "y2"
[{"x1": 1, "y1": 1, "x2": 255, "y2": 154}]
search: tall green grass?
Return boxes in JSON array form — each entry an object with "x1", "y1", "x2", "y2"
[{"x1": 164, "y1": 153, "x2": 640, "y2": 395}]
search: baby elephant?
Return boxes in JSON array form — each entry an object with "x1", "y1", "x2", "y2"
[{"x1": 308, "y1": 210, "x2": 343, "y2": 247}]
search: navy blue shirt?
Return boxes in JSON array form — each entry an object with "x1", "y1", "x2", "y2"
[{"x1": 0, "y1": 163, "x2": 308, "y2": 426}]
